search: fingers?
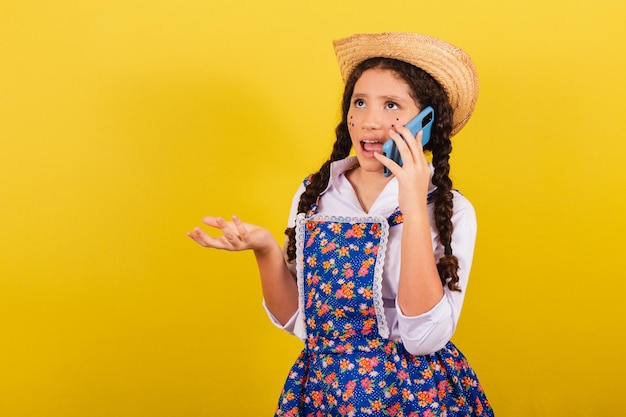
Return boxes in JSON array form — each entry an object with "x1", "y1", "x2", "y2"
[
  {"x1": 232, "y1": 215, "x2": 250, "y2": 240},
  {"x1": 186, "y1": 226, "x2": 227, "y2": 248},
  {"x1": 391, "y1": 127, "x2": 424, "y2": 162},
  {"x1": 187, "y1": 215, "x2": 249, "y2": 250}
]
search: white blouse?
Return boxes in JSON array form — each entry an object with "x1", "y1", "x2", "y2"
[{"x1": 264, "y1": 156, "x2": 477, "y2": 355}]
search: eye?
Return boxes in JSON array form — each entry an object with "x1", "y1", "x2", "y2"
[
  {"x1": 353, "y1": 99, "x2": 365, "y2": 108},
  {"x1": 386, "y1": 102, "x2": 399, "y2": 110}
]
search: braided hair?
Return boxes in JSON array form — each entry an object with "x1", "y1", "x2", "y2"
[{"x1": 285, "y1": 57, "x2": 461, "y2": 292}]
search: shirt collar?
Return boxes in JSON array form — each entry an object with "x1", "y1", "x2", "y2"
[
  {"x1": 323, "y1": 156, "x2": 436, "y2": 194},
  {"x1": 320, "y1": 156, "x2": 360, "y2": 196}
]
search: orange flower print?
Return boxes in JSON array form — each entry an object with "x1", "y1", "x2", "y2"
[
  {"x1": 402, "y1": 387, "x2": 414, "y2": 401},
  {"x1": 335, "y1": 342, "x2": 354, "y2": 354},
  {"x1": 357, "y1": 287, "x2": 374, "y2": 300},
  {"x1": 322, "y1": 355, "x2": 334, "y2": 367},
  {"x1": 322, "y1": 259, "x2": 333, "y2": 270},
  {"x1": 340, "y1": 323, "x2": 357, "y2": 340},
  {"x1": 339, "y1": 358, "x2": 354, "y2": 372},
  {"x1": 306, "y1": 272, "x2": 320, "y2": 285},
  {"x1": 314, "y1": 369, "x2": 323, "y2": 381},
  {"x1": 363, "y1": 241, "x2": 379, "y2": 255},
  {"x1": 422, "y1": 369, "x2": 433, "y2": 379},
  {"x1": 368, "y1": 338, "x2": 381, "y2": 349},
  {"x1": 306, "y1": 288, "x2": 315, "y2": 308},
  {"x1": 387, "y1": 402, "x2": 401, "y2": 416},
  {"x1": 338, "y1": 403, "x2": 355, "y2": 415},
  {"x1": 475, "y1": 398, "x2": 484, "y2": 414},
  {"x1": 359, "y1": 303, "x2": 376, "y2": 316},
  {"x1": 320, "y1": 282, "x2": 332, "y2": 295},
  {"x1": 343, "y1": 265, "x2": 354, "y2": 279},
  {"x1": 322, "y1": 321, "x2": 334, "y2": 332},
  {"x1": 321, "y1": 240, "x2": 337, "y2": 254},
  {"x1": 437, "y1": 380, "x2": 450, "y2": 399},
  {"x1": 281, "y1": 406, "x2": 300, "y2": 417},
  {"x1": 461, "y1": 376, "x2": 477, "y2": 389},
  {"x1": 360, "y1": 377, "x2": 374, "y2": 394},
  {"x1": 418, "y1": 390, "x2": 433, "y2": 407},
  {"x1": 306, "y1": 226, "x2": 319, "y2": 247},
  {"x1": 311, "y1": 390, "x2": 324, "y2": 407},
  {"x1": 357, "y1": 356, "x2": 379, "y2": 375},
  {"x1": 306, "y1": 254, "x2": 317, "y2": 267},
  {"x1": 337, "y1": 246, "x2": 350, "y2": 257},
  {"x1": 341, "y1": 380, "x2": 357, "y2": 402},
  {"x1": 336, "y1": 282, "x2": 355, "y2": 299},
  {"x1": 324, "y1": 371, "x2": 337, "y2": 385},
  {"x1": 317, "y1": 303, "x2": 330, "y2": 316},
  {"x1": 356, "y1": 223, "x2": 367, "y2": 237},
  {"x1": 397, "y1": 369, "x2": 409, "y2": 381},
  {"x1": 329, "y1": 222, "x2": 342, "y2": 234},
  {"x1": 332, "y1": 308, "x2": 347, "y2": 319},
  {"x1": 342, "y1": 389, "x2": 354, "y2": 402},
  {"x1": 370, "y1": 399, "x2": 384, "y2": 411},
  {"x1": 361, "y1": 317, "x2": 376, "y2": 335},
  {"x1": 384, "y1": 360, "x2": 396, "y2": 373}
]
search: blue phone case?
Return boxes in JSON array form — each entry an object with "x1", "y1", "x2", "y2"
[{"x1": 381, "y1": 106, "x2": 435, "y2": 177}]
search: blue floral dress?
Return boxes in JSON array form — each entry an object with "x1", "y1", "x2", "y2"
[{"x1": 275, "y1": 202, "x2": 493, "y2": 417}]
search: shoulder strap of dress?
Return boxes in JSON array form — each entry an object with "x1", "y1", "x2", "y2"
[
  {"x1": 302, "y1": 175, "x2": 322, "y2": 215},
  {"x1": 386, "y1": 189, "x2": 439, "y2": 226}
]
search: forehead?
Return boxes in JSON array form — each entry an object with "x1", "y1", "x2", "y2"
[{"x1": 353, "y1": 68, "x2": 412, "y2": 97}]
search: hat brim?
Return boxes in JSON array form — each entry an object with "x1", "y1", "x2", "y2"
[{"x1": 333, "y1": 32, "x2": 479, "y2": 137}]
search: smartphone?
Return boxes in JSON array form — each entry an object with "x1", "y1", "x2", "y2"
[{"x1": 381, "y1": 106, "x2": 435, "y2": 177}]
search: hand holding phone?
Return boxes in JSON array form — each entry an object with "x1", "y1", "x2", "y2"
[{"x1": 381, "y1": 106, "x2": 435, "y2": 177}]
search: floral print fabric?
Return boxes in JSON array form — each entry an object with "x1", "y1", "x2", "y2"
[{"x1": 275, "y1": 212, "x2": 493, "y2": 416}]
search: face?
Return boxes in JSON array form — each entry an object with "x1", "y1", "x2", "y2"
[{"x1": 347, "y1": 68, "x2": 421, "y2": 174}]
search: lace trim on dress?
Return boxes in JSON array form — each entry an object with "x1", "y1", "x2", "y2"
[
  {"x1": 294, "y1": 213, "x2": 391, "y2": 340},
  {"x1": 294, "y1": 213, "x2": 307, "y2": 340}
]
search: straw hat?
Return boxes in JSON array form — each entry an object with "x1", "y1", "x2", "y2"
[{"x1": 333, "y1": 32, "x2": 479, "y2": 136}]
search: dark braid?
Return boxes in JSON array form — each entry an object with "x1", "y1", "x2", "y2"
[
  {"x1": 286, "y1": 58, "x2": 462, "y2": 291},
  {"x1": 431, "y1": 129, "x2": 461, "y2": 292},
  {"x1": 284, "y1": 126, "x2": 352, "y2": 261}
]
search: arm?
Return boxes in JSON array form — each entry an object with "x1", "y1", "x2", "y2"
[
  {"x1": 395, "y1": 197, "x2": 477, "y2": 355},
  {"x1": 375, "y1": 128, "x2": 476, "y2": 355},
  {"x1": 187, "y1": 215, "x2": 298, "y2": 325},
  {"x1": 376, "y1": 128, "x2": 445, "y2": 316}
]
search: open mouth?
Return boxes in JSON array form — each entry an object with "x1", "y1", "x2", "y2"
[{"x1": 361, "y1": 140, "x2": 384, "y2": 154}]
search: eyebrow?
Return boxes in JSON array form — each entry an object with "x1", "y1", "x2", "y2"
[{"x1": 352, "y1": 93, "x2": 412, "y2": 104}]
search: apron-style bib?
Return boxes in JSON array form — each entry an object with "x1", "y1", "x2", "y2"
[{"x1": 275, "y1": 210, "x2": 492, "y2": 417}]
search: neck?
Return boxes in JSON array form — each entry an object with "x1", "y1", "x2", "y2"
[{"x1": 346, "y1": 166, "x2": 393, "y2": 213}]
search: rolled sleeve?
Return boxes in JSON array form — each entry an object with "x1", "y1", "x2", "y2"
[
  {"x1": 396, "y1": 295, "x2": 454, "y2": 355},
  {"x1": 262, "y1": 299, "x2": 299, "y2": 335}
]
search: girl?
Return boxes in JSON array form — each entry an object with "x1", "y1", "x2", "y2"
[{"x1": 188, "y1": 32, "x2": 493, "y2": 416}]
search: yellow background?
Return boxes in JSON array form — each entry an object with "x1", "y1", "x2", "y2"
[{"x1": 1, "y1": 0, "x2": 625, "y2": 415}]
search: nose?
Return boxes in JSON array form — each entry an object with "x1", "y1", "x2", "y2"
[{"x1": 361, "y1": 108, "x2": 383, "y2": 130}]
